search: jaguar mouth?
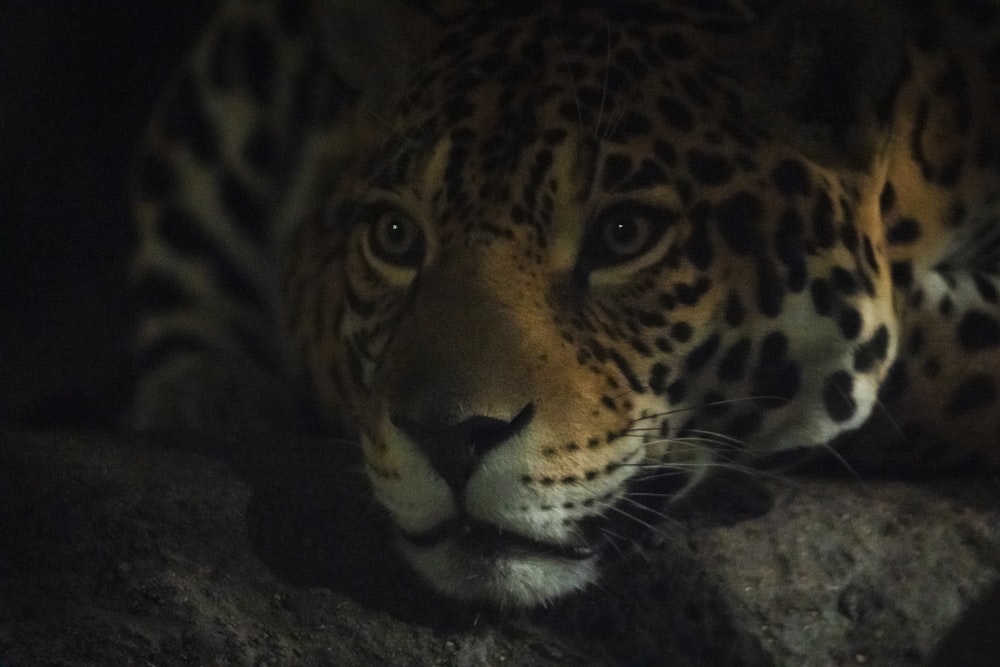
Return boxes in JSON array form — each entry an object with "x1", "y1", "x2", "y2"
[
  {"x1": 401, "y1": 520, "x2": 596, "y2": 561},
  {"x1": 393, "y1": 472, "x2": 696, "y2": 604}
]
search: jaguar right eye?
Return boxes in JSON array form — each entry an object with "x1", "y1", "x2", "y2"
[{"x1": 578, "y1": 201, "x2": 676, "y2": 273}]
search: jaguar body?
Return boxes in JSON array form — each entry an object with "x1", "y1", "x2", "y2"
[{"x1": 132, "y1": 0, "x2": 1000, "y2": 605}]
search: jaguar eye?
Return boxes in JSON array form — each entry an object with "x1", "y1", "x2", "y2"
[
  {"x1": 367, "y1": 207, "x2": 425, "y2": 267},
  {"x1": 580, "y1": 202, "x2": 674, "y2": 270},
  {"x1": 601, "y1": 216, "x2": 652, "y2": 257}
]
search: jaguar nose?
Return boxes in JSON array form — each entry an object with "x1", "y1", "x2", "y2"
[{"x1": 391, "y1": 402, "x2": 536, "y2": 494}]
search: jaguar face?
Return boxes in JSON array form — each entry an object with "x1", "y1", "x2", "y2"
[
  {"x1": 290, "y1": 3, "x2": 898, "y2": 605},
  {"x1": 341, "y1": 138, "x2": 699, "y2": 604}
]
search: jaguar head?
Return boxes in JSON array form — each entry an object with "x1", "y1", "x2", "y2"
[{"x1": 288, "y1": 2, "x2": 898, "y2": 605}]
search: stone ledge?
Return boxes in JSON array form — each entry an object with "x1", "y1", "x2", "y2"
[{"x1": 1, "y1": 431, "x2": 997, "y2": 666}]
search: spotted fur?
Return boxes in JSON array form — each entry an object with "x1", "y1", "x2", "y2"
[{"x1": 133, "y1": 0, "x2": 1000, "y2": 605}]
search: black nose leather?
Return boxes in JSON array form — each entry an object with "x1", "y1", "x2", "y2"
[{"x1": 391, "y1": 402, "x2": 535, "y2": 493}]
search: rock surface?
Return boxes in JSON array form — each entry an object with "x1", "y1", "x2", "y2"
[{"x1": 1, "y1": 431, "x2": 998, "y2": 666}]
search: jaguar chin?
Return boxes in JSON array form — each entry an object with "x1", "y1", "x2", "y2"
[{"x1": 399, "y1": 521, "x2": 601, "y2": 606}]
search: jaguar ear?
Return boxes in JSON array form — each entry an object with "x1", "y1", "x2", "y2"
[
  {"x1": 715, "y1": 0, "x2": 912, "y2": 170},
  {"x1": 319, "y1": 0, "x2": 474, "y2": 110}
]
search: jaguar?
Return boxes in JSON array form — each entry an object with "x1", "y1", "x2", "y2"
[{"x1": 131, "y1": 0, "x2": 1000, "y2": 606}]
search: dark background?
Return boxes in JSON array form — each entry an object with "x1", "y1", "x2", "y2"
[{"x1": 1, "y1": 3, "x2": 215, "y2": 428}]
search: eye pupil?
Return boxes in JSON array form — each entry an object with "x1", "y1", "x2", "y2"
[
  {"x1": 609, "y1": 220, "x2": 636, "y2": 245},
  {"x1": 382, "y1": 220, "x2": 409, "y2": 251}
]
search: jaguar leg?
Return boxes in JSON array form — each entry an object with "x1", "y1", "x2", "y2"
[{"x1": 855, "y1": 265, "x2": 1000, "y2": 466}]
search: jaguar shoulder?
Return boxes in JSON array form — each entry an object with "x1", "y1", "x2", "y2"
[{"x1": 131, "y1": 0, "x2": 1000, "y2": 605}]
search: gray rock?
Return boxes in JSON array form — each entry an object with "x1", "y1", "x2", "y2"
[{"x1": 1, "y1": 432, "x2": 997, "y2": 666}]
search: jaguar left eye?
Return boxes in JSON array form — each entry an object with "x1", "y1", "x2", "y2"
[
  {"x1": 580, "y1": 202, "x2": 674, "y2": 269},
  {"x1": 367, "y1": 207, "x2": 425, "y2": 268}
]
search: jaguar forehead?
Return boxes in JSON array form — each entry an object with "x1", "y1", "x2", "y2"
[
  {"x1": 401, "y1": 129, "x2": 600, "y2": 264},
  {"x1": 363, "y1": 14, "x2": 693, "y2": 263}
]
